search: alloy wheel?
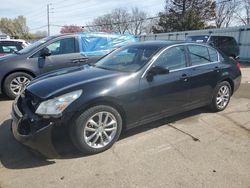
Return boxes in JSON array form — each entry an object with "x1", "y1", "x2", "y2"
[
  {"x1": 83, "y1": 111, "x2": 118, "y2": 149},
  {"x1": 10, "y1": 76, "x2": 30, "y2": 95},
  {"x1": 216, "y1": 85, "x2": 230, "y2": 109}
]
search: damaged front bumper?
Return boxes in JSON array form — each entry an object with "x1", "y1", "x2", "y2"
[{"x1": 11, "y1": 96, "x2": 60, "y2": 158}]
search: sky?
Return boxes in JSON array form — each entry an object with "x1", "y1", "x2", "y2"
[{"x1": 0, "y1": 0, "x2": 165, "y2": 35}]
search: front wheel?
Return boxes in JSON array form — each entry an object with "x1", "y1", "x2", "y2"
[
  {"x1": 70, "y1": 105, "x2": 123, "y2": 154},
  {"x1": 3, "y1": 72, "x2": 33, "y2": 99},
  {"x1": 210, "y1": 81, "x2": 232, "y2": 112}
]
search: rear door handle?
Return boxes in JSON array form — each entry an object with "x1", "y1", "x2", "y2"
[
  {"x1": 181, "y1": 73, "x2": 188, "y2": 82},
  {"x1": 214, "y1": 66, "x2": 220, "y2": 72}
]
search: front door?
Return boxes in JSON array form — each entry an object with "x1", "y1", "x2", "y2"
[{"x1": 137, "y1": 45, "x2": 190, "y2": 123}]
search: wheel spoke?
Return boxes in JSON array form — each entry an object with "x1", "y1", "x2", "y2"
[
  {"x1": 104, "y1": 113, "x2": 109, "y2": 124},
  {"x1": 104, "y1": 120, "x2": 116, "y2": 128},
  {"x1": 86, "y1": 131, "x2": 98, "y2": 142},
  {"x1": 103, "y1": 131, "x2": 110, "y2": 141},
  {"x1": 88, "y1": 119, "x2": 99, "y2": 127},
  {"x1": 100, "y1": 134, "x2": 104, "y2": 146},
  {"x1": 104, "y1": 127, "x2": 117, "y2": 132},
  {"x1": 98, "y1": 112, "x2": 103, "y2": 125},
  {"x1": 85, "y1": 126, "x2": 96, "y2": 132},
  {"x1": 92, "y1": 134, "x2": 100, "y2": 144}
]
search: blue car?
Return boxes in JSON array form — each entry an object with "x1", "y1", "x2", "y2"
[{"x1": 0, "y1": 32, "x2": 136, "y2": 99}]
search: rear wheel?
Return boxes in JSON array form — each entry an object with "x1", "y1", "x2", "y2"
[
  {"x1": 210, "y1": 81, "x2": 231, "y2": 112},
  {"x1": 70, "y1": 105, "x2": 123, "y2": 154},
  {"x1": 3, "y1": 72, "x2": 33, "y2": 99}
]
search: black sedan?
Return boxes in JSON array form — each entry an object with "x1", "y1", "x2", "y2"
[{"x1": 11, "y1": 41, "x2": 241, "y2": 157}]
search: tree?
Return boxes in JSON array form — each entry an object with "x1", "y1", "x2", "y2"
[
  {"x1": 33, "y1": 31, "x2": 48, "y2": 39},
  {"x1": 60, "y1": 25, "x2": 85, "y2": 33},
  {"x1": 216, "y1": 0, "x2": 237, "y2": 28},
  {"x1": 153, "y1": 0, "x2": 216, "y2": 33},
  {"x1": 128, "y1": 7, "x2": 147, "y2": 35},
  {"x1": 90, "y1": 8, "x2": 130, "y2": 34},
  {"x1": 0, "y1": 16, "x2": 31, "y2": 39},
  {"x1": 89, "y1": 7, "x2": 150, "y2": 35},
  {"x1": 235, "y1": 0, "x2": 250, "y2": 25}
]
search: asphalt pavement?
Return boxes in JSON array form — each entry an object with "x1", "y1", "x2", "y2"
[{"x1": 0, "y1": 67, "x2": 249, "y2": 188}]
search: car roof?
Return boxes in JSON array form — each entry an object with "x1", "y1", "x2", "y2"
[
  {"x1": 127, "y1": 40, "x2": 204, "y2": 48},
  {"x1": 0, "y1": 39, "x2": 27, "y2": 43},
  {"x1": 187, "y1": 35, "x2": 234, "y2": 38}
]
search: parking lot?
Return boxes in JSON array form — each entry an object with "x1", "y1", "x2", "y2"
[{"x1": 0, "y1": 67, "x2": 249, "y2": 188}]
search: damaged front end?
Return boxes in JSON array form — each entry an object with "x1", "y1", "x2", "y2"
[{"x1": 11, "y1": 91, "x2": 60, "y2": 158}]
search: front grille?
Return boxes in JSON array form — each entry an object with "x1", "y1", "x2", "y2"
[{"x1": 20, "y1": 90, "x2": 41, "y2": 113}]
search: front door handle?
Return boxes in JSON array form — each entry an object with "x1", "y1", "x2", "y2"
[
  {"x1": 71, "y1": 59, "x2": 80, "y2": 64},
  {"x1": 71, "y1": 58, "x2": 88, "y2": 64}
]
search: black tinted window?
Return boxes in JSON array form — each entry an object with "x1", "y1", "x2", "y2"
[
  {"x1": 154, "y1": 46, "x2": 186, "y2": 70},
  {"x1": 95, "y1": 45, "x2": 160, "y2": 72},
  {"x1": 47, "y1": 38, "x2": 76, "y2": 55},
  {"x1": 32, "y1": 37, "x2": 76, "y2": 58},
  {"x1": 188, "y1": 45, "x2": 210, "y2": 65},
  {"x1": 208, "y1": 48, "x2": 218, "y2": 62},
  {"x1": 0, "y1": 43, "x2": 21, "y2": 53}
]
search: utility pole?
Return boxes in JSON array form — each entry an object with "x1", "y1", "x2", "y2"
[
  {"x1": 47, "y1": 4, "x2": 50, "y2": 36},
  {"x1": 47, "y1": 3, "x2": 53, "y2": 36}
]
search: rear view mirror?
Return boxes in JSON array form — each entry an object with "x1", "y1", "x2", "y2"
[
  {"x1": 146, "y1": 66, "x2": 169, "y2": 82},
  {"x1": 40, "y1": 48, "x2": 51, "y2": 58}
]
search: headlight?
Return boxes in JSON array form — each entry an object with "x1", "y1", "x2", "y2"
[{"x1": 35, "y1": 90, "x2": 82, "y2": 116}]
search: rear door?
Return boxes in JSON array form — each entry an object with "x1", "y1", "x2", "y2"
[{"x1": 187, "y1": 44, "x2": 221, "y2": 107}]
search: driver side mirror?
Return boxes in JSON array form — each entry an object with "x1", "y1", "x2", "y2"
[
  {"x1": 146, "y1": 66, "x2": 169, "y2": 82},
  {"x1": 40, "y1": 48, "x2": 51, "y2": 58}
]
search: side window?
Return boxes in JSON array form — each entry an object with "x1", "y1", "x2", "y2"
[
  {"x1": 208, "y1": 48, "x2": 218, "y2": 62},
  {"x1": 154, "y1": 46, "x2": 186, "y2": 71},
  {"x1": 32, "y1": 37, "x2": 76, "y2": 58},
  {"x1": 188, "y1": 45, "x2": 210, "y2": 66},
  {"x1": 47, "y1": 37, "x2": 76, "y2": 55}
]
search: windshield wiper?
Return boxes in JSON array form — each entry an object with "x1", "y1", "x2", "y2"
[
  {"x1": 96, "y1": 66, "x2": 113, "y2": 71},
  {"x1": 14, "y1": 51, "x2": 20, "y2": 55}
]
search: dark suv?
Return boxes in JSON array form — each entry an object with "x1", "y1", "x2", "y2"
[
  {"x1": 0, "y1": 33, "x2": 136, "y2": 99},
  {"x1": 186, "y1": 35, "x2": 240, "y2": 59}
]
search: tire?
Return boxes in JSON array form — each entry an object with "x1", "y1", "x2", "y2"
[
  {"x1": 210, "y1": 81, "x2": 232, "y2": 112},
  {"x1": 3, "y1": 72, "x2": 33, "y2": 99},
  {"x1": 70, "y1": 105, "x2": 123, "y2": 154}
]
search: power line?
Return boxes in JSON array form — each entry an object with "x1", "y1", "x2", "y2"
[
  {"x1": 49, "y1": 16, "x2": 160, "y2": 29},
  {"x1": 29, "y1": 25, "x2": 48, "y2": 31}
]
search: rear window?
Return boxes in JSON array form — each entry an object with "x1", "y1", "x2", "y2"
[
  {"x1": 208, "y1": 48, "x2": 218, "y2": 62},
  {"x1": 210, "y1": 36, "x2": 237, "y2": 46},
  {"x1": 186, "y1": 36, "x2": 209, "y2": 43},
  {"x1": 188, "y1": 45, "x2": 210, "y2": 65},
  {"x1": 0, "y1": 43, "x2": 22, "y2": 53}
]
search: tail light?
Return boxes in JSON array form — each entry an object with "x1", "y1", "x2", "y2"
[{"x1": 236, "y1": 62, "x2": 241, "y2": 70}]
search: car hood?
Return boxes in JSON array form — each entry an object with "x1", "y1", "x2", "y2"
[
  {"x1": 26, "y1": 65, "x2": 125, "y2": 99},
  {"x1": 0, "y1": 53, "x2": 27, "y2": 65}
]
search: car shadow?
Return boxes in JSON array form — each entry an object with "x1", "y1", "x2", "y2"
[
  {"x1": 0, "y1": 119, "x2": 56, "y2": 169},
  {"x1": 240, "y1": 61, "x2": 250, "y2": 68},
  {"x1": 0, "y1": 107, "x2": 208, "y2": 169},
  {"x1": 0, "y1": 94, "x2": 10, "y2": 101}
]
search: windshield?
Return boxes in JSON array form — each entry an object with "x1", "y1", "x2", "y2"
[
  {"x1": 186, "y1": 36, "x2": 209, "y2": 43},
  {"x1": 95, "y1": 45, "x2": 162, "y2": 72},
  {"x1": 18, "y1": 36, "x2": 54, "y2": 54}
]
